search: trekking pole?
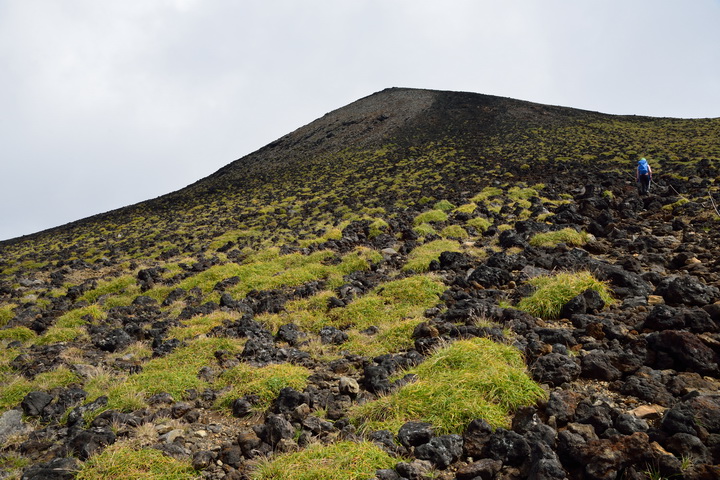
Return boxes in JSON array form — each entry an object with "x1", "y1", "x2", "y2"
[{"x1": 709, "y1": 190, "x2": 720, "y2": 216}]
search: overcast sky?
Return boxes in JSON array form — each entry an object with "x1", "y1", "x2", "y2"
[{"x1": 1, "y1": 0, "x2": 719, "y2": 241}]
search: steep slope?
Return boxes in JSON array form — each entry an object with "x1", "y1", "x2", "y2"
[{"x1": 1, "y1": 88, "x2": 720, "y2": 480}]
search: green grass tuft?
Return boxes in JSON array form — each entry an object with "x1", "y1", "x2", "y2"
[
  {"x1": 412, "y1": 223, "x2": 437, "y2": 237},
  {"x1": 516, "y1": 270, "x2": 614, "y2": 320},
  {"x1": 403, "y1": 239, "x2": 461, "y2": 272},
  {"x1": 0, "y1": 326, "x2": 36, "y2": 342},
  {"x1": 466, "y1": 216, "x2": 493, "y2": 233},
  {"x1": 413, "y1": 209, "x2": 448, "y2": 225},
  {"x1": 76, "y1": 444, "x2": 197, "y2": 480},
  {"x1": 471, "y1": 186, "x2": 503, "y2": 203},
  {"x1": 215, "y1": 362, "x2": 310, "y2": 412},
  {"x1": 351, "y1": 338, "x2": 545, "y2": 434},
  {"x1": 454, "y1": 202, "x2": 477, "y2": 214},
  {"x1": 251, "y1": 441, "x2": 399, "y2": 480},
  {"x1": 0, "y1": 304, "x2": 16, "y2": 328},
  {"x1": 528, "y1": 228, "x2": 591, "y2": 247},
  {"x1": 440, "y1": 225, "x2": 469, "y2": 240},
  {"x1": 433, "y1": 199, "x2": 456, "y2": 212}
]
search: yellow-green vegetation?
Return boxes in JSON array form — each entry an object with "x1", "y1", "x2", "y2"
[
  {"x1": 516, "y1": 271, "x2": 614, "y2": 320},
  {"x1": 662, "y1": 197, "x2": 690, "y2": 211},
  {"x1": 56, "y1": 304, "x2": 106, "y2": 327},
  {"x1": 251, "y1": 441, "x2": 399, "y2": 480},
  {"x1": 168, "y1": 311, "x2": 242, "y2": 341},
  {"x1": 80, "y1": 275, "x2": 138, "y2": 305},
  {"x1": 0, "y1": 365, "x2": 80, "y2": 411},
  {"x1": 351, "y1": 338, "x2": 545, "y2": 433},
  {"x1": 0, "y1": 326, "x2": 36, "y2": 342},
  {"x1": 440, "y1": 225, "x2": 469, "y2": 240},
  {"x1": 0, "y1": 304, "x2": 16, "y2": 327},
  {"x1": 508, "y1": 184, "x2": 542, "y2": 201},
  {"x1": 215, "y1": 362, "x2": 310, "y2": 412},
  {"x1": 75, "y1": 444, "x2": 197, "y2": 480},
  {"x1": 471, "y1": 186, "x2": 503, "y2": 203},
  {"x1": 433, "y1": 199, "x2": 456, "y2": 212},
  {"x1": 528, "y1": 228, "x2": 591, "y2": 247},
  {"x1": 328, "y1": 276, "x2": 444, "y2": 331},
  {"x1": 258, "y1": 275, "x2": 445, "y2": 358},
  {"x1": 34, "y1": 326, "x2": 88, "y2": 345},
  {"x1": 342, "y1": 316, "x2": 425, "y2": 358},
  {"x1": 413, "y1": 209, "x2": 448, "y2": 225},
  {"x1": 403, "y1": 239, "x2": 461, "y2": 272},
  {"x1": 180, "y1": 248, "x2": 374, "y2": 299},
  {"x1": 466, "y1": 216, "x2": 493, "y2": 233},
  {"x1": 0, "y1": 454, "x2": 30, "y2": 478},
  {"x1": 412, "y1": 223, "x2": 436, "y2": 237},
  {"x1": 84, "y1": 337, "x2": 244, "y2": 414},
  {"x1": 454, "y1": 202, "x2": 477, "y2": 214},
  {"x1": 368, "y1": 218, "x2": 389, "y2": 239}
]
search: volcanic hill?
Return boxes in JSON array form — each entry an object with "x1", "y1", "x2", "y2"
[{"x1": 1, "y1": 88, "x2": 720, "y2": 480}]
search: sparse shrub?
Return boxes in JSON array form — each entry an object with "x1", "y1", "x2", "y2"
[
  {"x1": 351, "y1": 338, "x2": 545, "y2": 433},
  {"x1": 32, "y1": 366, "x2": 80, "y2": 391},
  {"x1": 516, "y1": 271, "x2": 614, "y2": 320},
  {"x1": 528, "y1": 228, "x2": 591, "y2": 247},
  {"x1": 403, "y1": 239, "x2": 461, "y2": 272},
  {"x1": 0, "y1": 453, "x2": 30, "y2": 477},
  {"x1": 342, "y1": 317, "x2": 424, "y2": 358},
  {"x1": 413, "y1": 209, "x2": 448, "y2": 225},
  {"x1": 252, "y1": 441, "x2": 398, "y2": 480}
]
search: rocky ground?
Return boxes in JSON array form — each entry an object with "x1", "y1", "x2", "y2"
[
  {"x1": 1, "y1": 88, "x2": 720, "y2": 480},
  {"x1": 1, "y1": 171, "x2": 719, "y2": 480}
]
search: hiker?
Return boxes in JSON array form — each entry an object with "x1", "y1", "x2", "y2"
[{"x1": 636, "y1": 157, "x2": 652, "y2": 195}]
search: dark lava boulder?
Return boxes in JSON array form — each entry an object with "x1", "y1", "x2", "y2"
[
  {"x1": 21, "y1": 457, "x2": 79, "y2": 480},
  {"x1": 21, "y1": 391, "x2": 54, "y2": 417},
  {"x1": 531, "y1": 353, "x2": 581, "y2": 386},
  {"x1": 654, "y1": 275, "x2": 720, "y2": 307},
  {"x1": 661, "y1": 394, "x2": 720, "y2": 436},
  {"x1": 467, "y1": 264, "x2": 512, "y2": 288},
  {"x1": 646, "y1": 330, "x2": 719, "y2": 375},
  {"x1": 397, "y1": 421, "x2": 433, "y2": 448},
  {"x1": 414, "y1": 434, "x2": 463, "y2": 469}
]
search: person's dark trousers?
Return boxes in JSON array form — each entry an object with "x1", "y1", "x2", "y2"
[{"x1": 638, "y1": 174, "x2": 650, "y2": 195}]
